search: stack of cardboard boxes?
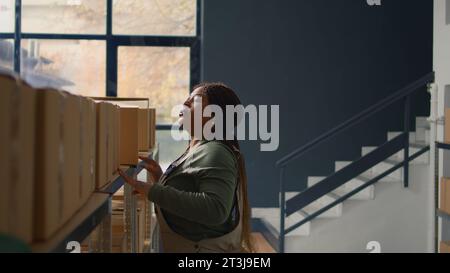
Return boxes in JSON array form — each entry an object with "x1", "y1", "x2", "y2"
[
  {"x1": 34, "y1": 90, "x2": 98, "y2": 241},
  {"x1": 1, "y1": 72, "x2": 158, "y2": 247}
]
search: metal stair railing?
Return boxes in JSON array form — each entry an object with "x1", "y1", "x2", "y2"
[{"x1": 275, "y1": 72, "x2": 434, "y2": 253}]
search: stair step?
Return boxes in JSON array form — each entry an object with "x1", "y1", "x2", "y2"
[
  {"x1": 298, "y1": 191, "x2": 342, "y2": 218},
  {"x1": 252, "y1": 208, "x2": 310, "y2": 236},
  {"x1": 415, "y1": 127, "x2": 427, "y2": 142},
  {"x1": 387, "y1": 131, "x2": 416, "y2": 143},
  {"x1": 425, "y1": 129, "x2": 430, "y2": 144},
  {"x1": 393, "y1": 142, "x2": 429, "y2": 162},
  {"x1": 335, "y1": 160, "x2": 372, "y2": 177},
  {"x1": 372, "y1": 158, "x2": 405, "y2": 180},
  {"x1": 280, "y1": 191, "x2": 342, "y2": 218},
  {"x1": 416, "y1": 117, "x2": 430, "y2": 130},
  {"x1": 362, "y1": 142, "x2": 429, "y2": 163},
  {"x1": 372, "y1": 144, "x2": 429, "y2": 179},
  {"x1": 335, "y1": 161, "x2": 351, "y2": 171},
  {"x1": 361, "y1": 146, "x2": 377, "y2": 156},
  {"x1": 308, "y1": 176, "x2": 374, "y2": 200},
  {"x1": 355, "y1": 172, "x2": 401, "y2": 184}
]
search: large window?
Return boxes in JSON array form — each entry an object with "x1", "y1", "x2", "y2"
[
  {"x1": 0, "y1": 0, "x2": 14, "y2": 33},
  {"x1": 113, "y1": 0, "x2": 196, "y2": 36},
  {"x1": 0, "y1": 0, "x2": 201, "y2": 167},
  {"x1": 117, "y1": 46, "x2": 190, "y2": 124},
  {"x1": 0, "y1": 39, "x2": 13, "y2": 71},
  {"x1": 21, "y1": 0, "x2": 107, "y2": 34},
  {"x1": 21, "y1": 39, "x2": 106, "y2": 96}
]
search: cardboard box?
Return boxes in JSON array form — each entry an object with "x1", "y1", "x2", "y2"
[
  {"x1": 138, "y1": 107, "x2": 156, "y2": 151},
  {"x1": 120, "y1": 107, "x2": 139, "y2": 165},
  {"x1": 440, "y1": 241, "x2": 450, "y2": 253},
  {"x1": 88, "y1": 99, "x2": 97, "y2": 195},
  {"x1": 35, "y1": 89, "x2": 66, "y2": 240},
  {"x1": 96, "y1": 102, "x2": 109, "y2": 189},
  {"x1": 114, "y1": 105, "x2": 121, "y2": 171},
  {"x1": 80, "y1": 98, "x2": 96, "y2": 205},
  {"x1": 62, "y1": 93, "x2": 82, "y2": 224},
  {"x1": 0, "y1": 75, "x2": 36, "y2": 243},
  {"x1": 107, "y1": 103, "x2": 115, "y2": 182},
  {"x1": 138, "y1": 108, "x2": 150, "y2": 152},
  {"x1": 440, "y1": 177, "x2": 450, "y2": 214},
  {"x1": 446, "y1": 108, "x2": 450, "y2": 143},
  {"x1": 14, "y1": 80, "x2": 36, "y2": 243},
  {"x1": 149, "y1": 108, "x2": 156, "y2": 149}
]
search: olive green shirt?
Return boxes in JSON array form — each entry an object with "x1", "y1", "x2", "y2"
[{"x1": 147, "y1": 140, "x2": 239, "y2": 242}]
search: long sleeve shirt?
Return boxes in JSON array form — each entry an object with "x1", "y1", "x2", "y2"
[{"x1": 147, "y1": 140, "x2": 239, "y2": 242}]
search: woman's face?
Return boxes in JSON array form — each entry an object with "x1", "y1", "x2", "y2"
[{"x1": 177, "y1": 87, "x2": 210, "y2": 136}]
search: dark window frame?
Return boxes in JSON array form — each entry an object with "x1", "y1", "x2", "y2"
[{"x1": 0, "y1": 0, "x2": 202, "y2": 130}]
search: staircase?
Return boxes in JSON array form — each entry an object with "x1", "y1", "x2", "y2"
[
  {"x1": 251, "y1": 73, "x2": 435, "y2": 253},
  {"x1": 252, "y1": 117, "x2": 430, "y2": 252}
]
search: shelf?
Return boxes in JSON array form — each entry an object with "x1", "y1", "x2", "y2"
[
  {"x1": 29, "y1": 147, "x2": 158, "y2": 253},
  {"x1": 31, "y1": 193, "x2": 110, "y2": 253},
  {"x1": 98, "y1": 166, "x2": 133, "y2": 195},
  {"x1": 435, "y1": 141, "x2": 450, "y2": 150},
  {"x1": 97, "y1": 149, "x2": 156, "y2": 195}
]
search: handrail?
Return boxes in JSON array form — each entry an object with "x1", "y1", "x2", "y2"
[
  {"x1": 284, "y1": 144, "x2": 430, "y2": 235},
  {"x1": 276, "y1": 72, "x2": 435, "y2": 167},
  {"x1": 285, "y1": 132, "x2": 407, "y2": 216}
]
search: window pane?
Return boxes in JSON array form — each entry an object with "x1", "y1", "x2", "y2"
[
  {"x1": 156, "y1": 129, "x2": 189, "y2": 170},
  {"x1": 113, "y1": 0, "x2": 196, "y2": 36},
  {"x1": 0, "y1": 0, "x2": 14, "y2": 32},
  {"x1": 118, "y1": 46, "x2": 190, "y2": 124},
  {"x1": 22, "y1": 0, "x2": 106, "y2": 34},
  {"x1": 20, "y1": 39, "x2": 106, "y2": 96},
  {"x1": 0, "y1": 39, "x2": 14, "y2": 72}
]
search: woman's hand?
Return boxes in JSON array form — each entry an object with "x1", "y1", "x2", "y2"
[
  {"x1": 138, "y1": 156, "x2": 163, "y2": 183},
  {"x1": 117, "y1": 169, "x2": 153, "y2": 196}
]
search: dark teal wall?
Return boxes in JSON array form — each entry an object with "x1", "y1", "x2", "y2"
[{"x1": 202, "y1": 0, "x2": 433, "y2": 207}]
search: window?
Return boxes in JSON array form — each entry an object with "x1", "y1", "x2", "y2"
[
  {"x1": 21, "y1": 39, "x2": 106, "y2": 96},
  {"x1": 0, "y1": 0, "x2": 201, "y2": 166},
  {"x1": 0, "y1": 39, "x2": 14, "y2": 72},
  {"x1": 157, "y1": 130, "x2": 189, "y2": 170},
  {"x1": 0, "y1": 0, "x2": 14, "y2": 33},
  {"x1": 118, "y1": 46, "x2": 190, "y2": 124},
  {"x1": 22, "y1": 0, "x2": 106, "y2": 34},
  {"x1": 113, "y1": 0, "x2": 196, "y2": 36}
]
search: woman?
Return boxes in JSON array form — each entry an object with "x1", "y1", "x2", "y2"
[{"x1": 118, "y1": 83, "x2": 254, "y2": 253}]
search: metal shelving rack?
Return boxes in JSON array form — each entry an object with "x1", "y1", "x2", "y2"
[
  {"x1": 434, "y1": 141, "x2": 450, "y2": 252},
  {"x1": 30, "y1": 147, "x2": 159, "y2": 253},
  {"x1": 27, "y1": 96, "x2": 159, "y2": 253}
]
